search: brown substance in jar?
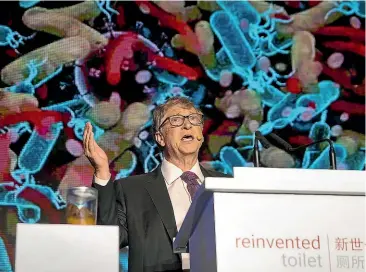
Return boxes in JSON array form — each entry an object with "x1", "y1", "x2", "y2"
[{"x1": 65, "y1": 203, "x2": 96, "y2": 225}]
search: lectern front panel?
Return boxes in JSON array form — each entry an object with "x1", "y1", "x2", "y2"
[
  {"x1": 214, "y1": 192, "x2": 364, "y2": 272},
  {"x1": 15, "y1": 224, "x2": 119, "y2": 272}
]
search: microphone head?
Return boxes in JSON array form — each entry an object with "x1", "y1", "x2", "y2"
[
  {"x1": 268, "y1": 133, "x2": 293, "y2": 151},
  {"x1": 255, "y1": 131, "x2": 262, "y2": 138},
  {"x1": 254, "y1": 131, "x2": 271, "y2": 149}
]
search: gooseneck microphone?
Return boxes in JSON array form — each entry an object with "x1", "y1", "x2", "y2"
[
  {"x1": 268, "y1": 133, "x2": 337, "y2": 170},
  {"x1": 253, "y1": 131, "x2": 271, "y2": 167}
]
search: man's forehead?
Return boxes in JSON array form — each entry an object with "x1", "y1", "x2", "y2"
[{"x1": 164, "y1": 105, "x2": 198, "y2": 116}]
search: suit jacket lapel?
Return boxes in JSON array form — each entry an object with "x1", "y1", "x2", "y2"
[
  {"x1": 144, "y1": 166, "x2": 177, "y2": 241},
  {"x1": 144, "y1": 165, "x2": 219, "y2": 242}
]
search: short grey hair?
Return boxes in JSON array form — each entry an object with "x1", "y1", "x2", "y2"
[{"x1": 152, "y1": 97, "x2": 203, "y2": 132}]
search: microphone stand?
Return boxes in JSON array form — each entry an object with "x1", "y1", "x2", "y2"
[
  {"x1": 253, "y1": 137, "x2": 261, "y2": 167},
  {"x1": 268, "y1": 134, "x2": 337, "y2": 170},
  {"x1": 253, "y1": 131, "x2": 271, "y2": 168}
]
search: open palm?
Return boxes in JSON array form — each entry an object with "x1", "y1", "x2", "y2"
[{"x1": 83, "y1": 122, "x2": 109, "y2": 172}]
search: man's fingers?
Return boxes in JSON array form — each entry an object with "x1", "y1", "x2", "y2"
[
  {"x1": 84, "y1": 123, "x2": 92, "y2": 155},
  {"x1": 83, "y1": 122, "x2": 98, "y2": 161},
  {"x1": 89, "y1": 129, "x2": 96, "y2": 153},
  {"x1": 86, "y1": 123, "x2": 97, "y2": 155},
  {"x1": 83, "y1": 123, "x2": 88, "y2": 152}
]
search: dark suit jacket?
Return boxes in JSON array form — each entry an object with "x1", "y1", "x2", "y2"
[{"x1": 92, "y1": 165, "x2": 230, "y2": 272}]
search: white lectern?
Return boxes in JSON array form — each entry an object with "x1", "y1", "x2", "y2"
[
  {"x1": 173, "y1": 167, "x2": 365, "y2": 272},
  {"x1": 15, "y1": 224, "x2": 120, "y2": 272}
]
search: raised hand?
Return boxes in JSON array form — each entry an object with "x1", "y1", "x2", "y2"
[{"x1": 83, "y1": 122, "x2": 110, "y2": 179}]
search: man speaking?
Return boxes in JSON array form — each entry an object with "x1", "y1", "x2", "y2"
[{"x1": 83, "y1": 97, "x2": 229, "y2": 272}]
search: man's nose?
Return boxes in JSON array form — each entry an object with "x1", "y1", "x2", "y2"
[{"x1": 182, "y1": 117, "x2": 192, "y2": 129}]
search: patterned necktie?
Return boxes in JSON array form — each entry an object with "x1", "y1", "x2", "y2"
[{"x1": 180, "y1": 171, "x2": 200, "y2": 199}]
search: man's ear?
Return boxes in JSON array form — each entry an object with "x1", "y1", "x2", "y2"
[
  {"x1": 154, "y1": 131, "x2": 166, "y2": 147},
  {"x1": 200, "y1": 126, "x2": 204, "y2": 143}
]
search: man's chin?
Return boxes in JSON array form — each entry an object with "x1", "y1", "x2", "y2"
[{"x1": 178, "y1": 146, "x2": 200, "y2": 155}]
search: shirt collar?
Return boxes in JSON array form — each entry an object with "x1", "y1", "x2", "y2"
[{"x1": 161, "y1": 158, "x2": 204, "y2": 185}]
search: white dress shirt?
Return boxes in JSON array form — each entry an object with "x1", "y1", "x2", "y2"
[{"x1": 93, "y1": 158, "x2": 204, "y2": 270}]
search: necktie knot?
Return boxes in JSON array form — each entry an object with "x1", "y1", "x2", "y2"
[
  {"x1": 181, "y1": 171, "x2": 200, "y2": 200},
  {"x1": 181, "y1": 171, "x2": 199, "y2": 184}
]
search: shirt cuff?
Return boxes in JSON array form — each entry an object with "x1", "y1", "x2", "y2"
[{"x1": 93, "y1": 174, "x2": 110, "y2": 186}]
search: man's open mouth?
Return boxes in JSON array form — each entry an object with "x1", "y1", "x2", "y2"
[{"x1": 181, "y1": 134, "x2": 194, "y2": 141}]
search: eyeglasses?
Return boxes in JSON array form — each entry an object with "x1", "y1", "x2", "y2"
[{"x1": 159, "y1": 113, "x2": 204, "y2": 130}]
